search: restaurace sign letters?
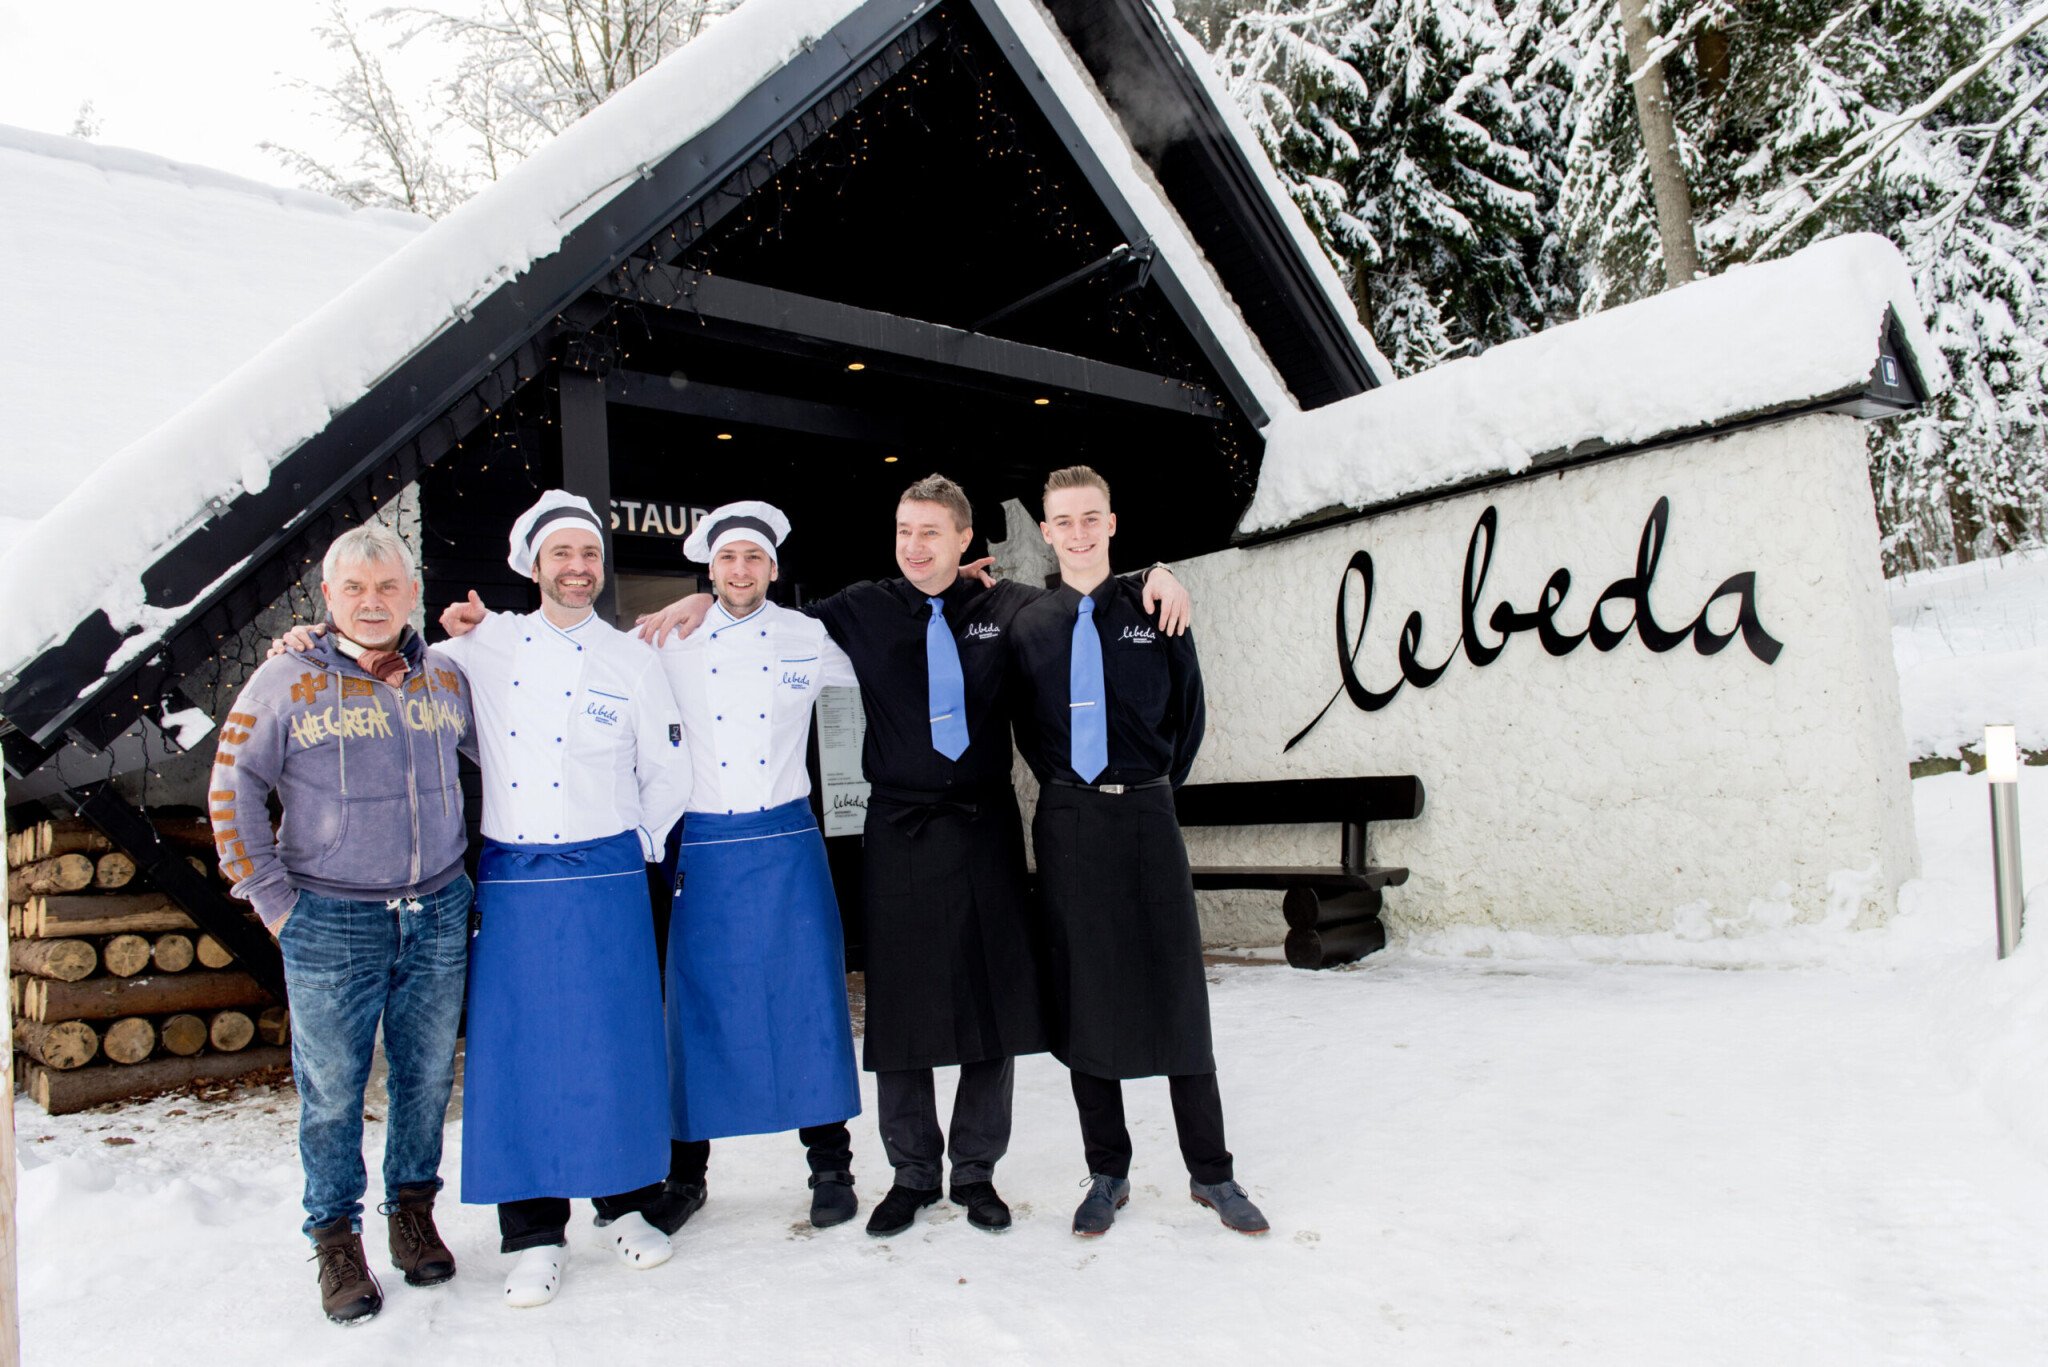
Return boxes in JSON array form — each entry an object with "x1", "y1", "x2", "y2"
[{"x1": 1286, "y1": 497, "x2": 1784, "y2": 751}]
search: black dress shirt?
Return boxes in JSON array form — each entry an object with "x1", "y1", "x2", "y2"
[
  {"x1": 804, "y1": 577, "x2": 1041, "y2": 793},
  {"x1": 1007, "y1": 576, "x2": 1205, "y2": 789}
]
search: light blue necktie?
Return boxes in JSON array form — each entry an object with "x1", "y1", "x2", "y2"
[
  {"x1": 926, "y1": 596, "x2": 969, "y2": 761},
  {"x1": 1070, "y1": 595, "x2": 1108, "y2": 782}
]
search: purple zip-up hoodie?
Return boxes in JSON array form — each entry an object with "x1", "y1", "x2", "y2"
[{"x1": 210, "y1": 628, "x2": 473, "y2": 929}]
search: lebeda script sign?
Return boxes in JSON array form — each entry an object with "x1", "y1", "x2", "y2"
[{"x1": 1287, "y1": 497, "x2": 1784, "y2": 750}]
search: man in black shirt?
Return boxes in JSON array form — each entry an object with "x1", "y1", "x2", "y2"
[
  {"x1": 1008, "y1": 465, "x2": 1267, "y2": 1238},
  {"x1": 639, "y1": 475, "x2": 1189, "y2": 1237}
]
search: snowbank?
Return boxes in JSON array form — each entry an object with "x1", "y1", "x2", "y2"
[
  {"x1": 1889, "y1": 546, "x2": 2048, "y2": 759},
  {"x1": 1390, "y1": 763, "x2": 2048, "y2": 1168},
  {"x1": 0, "y1": 125, "x2": 422, "y2": 561},
  {"x1": 1240, "y1": 233, "x2": 1947, "y2": 533}
]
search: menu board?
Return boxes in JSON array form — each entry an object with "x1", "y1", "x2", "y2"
[{"x1": 816, "y1": 686, "x2": 870, "y2": 837}]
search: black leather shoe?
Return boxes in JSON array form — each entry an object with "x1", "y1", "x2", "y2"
[
  {"x1": 865, "y1": 1183, "x2": 941, "y2": 1237},
  {"x1": 641, "y1": 1179, "x2": 708, "y2": 1236},
  {"x1": 948, "y1": 1180, "x2": 1012, "y2": 1233},
  {"x1": 808, "y1": 1170, "x2": 858, "y2": 1228}
]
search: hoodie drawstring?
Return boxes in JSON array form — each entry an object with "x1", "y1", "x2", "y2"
[
  {"x1": 330, "y1": 662, "x2": 347, "y2": 796},
  {"x1": 430, "y1": 672, "x2": 452, "y2": 818}
]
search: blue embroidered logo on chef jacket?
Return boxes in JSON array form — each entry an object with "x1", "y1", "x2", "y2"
[
  {"x1": 780, "y1": 656, "x2": 817, "y2": 690},
  {"x1": 584, "y1": 687, "x2": 626, "y2": 725},
  {"x1": 1118, "y1": 625, "x2": 1158, "y2": 645}
]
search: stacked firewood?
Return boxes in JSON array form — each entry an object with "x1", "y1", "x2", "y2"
[{"x1": 9, "y1": 816, "x2": 290, "y2": 1115}]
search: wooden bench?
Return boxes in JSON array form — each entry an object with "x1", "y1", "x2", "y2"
[{"x1": 1174, "y1": 776, "x2": 1425, "y2": 969}]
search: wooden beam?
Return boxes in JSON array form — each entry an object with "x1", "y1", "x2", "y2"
[
  {"x1": 600, "y1": 265, "x2": 1224, "y2": 419},
  {"x1": 604, "y1": 371, "x2": 912, "y2": 447},
  {"x1": 557, "y1": 372, "x2": 618, "y2": 622}
]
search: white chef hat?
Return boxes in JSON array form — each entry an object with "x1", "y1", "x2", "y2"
[
  {"x1": 684, "y1": 500, "x2": 791, "y2": 565},
  {"x1": 507, "y1": 490, "x2": 606, "y2": 577}
]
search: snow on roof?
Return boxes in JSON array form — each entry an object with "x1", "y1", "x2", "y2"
[
  {"x1": 0, "y1": 0, "x2": 1326, "y2": 692},
  {"x1": 1157, "y1": 9, "x2": 1391, "y2": 387},
  {"x1": 1238, "y1": 233, "x2": 1947, "y2": 535},
  {"x1": 1005, "y1": 0, "x2": 1294, "y2": 420},
  {"x1": 0, "y1": 126, "x2": 423, "y2": 561}
]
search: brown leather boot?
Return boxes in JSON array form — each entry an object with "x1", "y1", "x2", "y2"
[
  {"x1": 309, "y1": 1219, "x2": 384, "y2": 1325},
  {"x1": 385, "y1": 1184, "x2": 457, "y2": 1287}
]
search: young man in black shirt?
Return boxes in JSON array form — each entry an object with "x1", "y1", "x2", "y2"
[
  {"x1": 638, "y1": 475, "x2": 1190, "y2": 1237},
  {"x1": 1007, "y1": 465, "x2": 1267, "y2": 1237}
]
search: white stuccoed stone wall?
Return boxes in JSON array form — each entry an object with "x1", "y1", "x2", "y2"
[{"x1": 1176, "y1": 413, "x2": 1917, "y2": 945}]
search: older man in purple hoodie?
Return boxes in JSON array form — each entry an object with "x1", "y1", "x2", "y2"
[{"x1": 211, "y1": 523, "x2": 474, "y2": 1326}]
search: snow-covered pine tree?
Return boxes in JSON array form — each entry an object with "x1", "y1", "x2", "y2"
[
  {"x1": 1862, "y1": 0, "x2": 2048, "y2": 567},
  {"x1": 1331, "y1": 0, "x2": 1575, "y2": 371},
  {"x1": 1207, "y1": 0, "x2": 1573, "y2": 374},
  {"x1": 1207, "y1": 3, "x2": 1378, "y2": 293},
  {"x1": 1537, "y1": 0, "x2": 2048, "y2": 567}
]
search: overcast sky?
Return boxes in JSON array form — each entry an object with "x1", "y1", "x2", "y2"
[{"x1": 0, "y1": 1, "x2": 448, "y2": 184}]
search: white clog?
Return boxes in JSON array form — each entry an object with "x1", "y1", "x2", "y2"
[
  {"x1": 503, "y1": 1246, "x2": 564, "y2": 1308},
  {"x1": 608, "y1": 1212, "x2": 674, "y2": 1270}
]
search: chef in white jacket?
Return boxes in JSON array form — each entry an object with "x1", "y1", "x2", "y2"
[
  {"x1": 654, "y1": 501, "x2": 867, "y2": 1231},
  {"x1": 436, "y1": 490, "x2": 691, "y2": 1309}
]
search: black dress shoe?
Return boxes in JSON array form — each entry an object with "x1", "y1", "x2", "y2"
[
  {"x1": 808, "y1": 1170, "x2": 858, "y2": 1228},
  {"x1": 865, "y1": 1183, "x2": 941, "y2": 1237},
  {"x1": 642, "y1": 1179, "x2": 708, "y2": 1236},
  {"x1": 948, "y1": 1180, "x2": 1012, "y2": 1233}
]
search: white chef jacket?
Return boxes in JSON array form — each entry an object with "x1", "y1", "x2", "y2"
[
  {"x1": 438, "y1": 609, "x2": 690, "y2": 857},
  {"x1": 657, "y1": 599, "x2": 856, "y2": 816}
]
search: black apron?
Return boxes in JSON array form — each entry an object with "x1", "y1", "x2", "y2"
[
  {"x1": 860, "y1": 783, "x2": 1048, "y2": 1072},
  {"x1": 1032, "y1": 781, "x2": 1215, "y2": 1079}
]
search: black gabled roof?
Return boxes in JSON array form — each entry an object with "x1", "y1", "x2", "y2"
[
  {"x1": 1041, "y1": 0, "x2": 1381, "y2": 408},
  {"x1": 1, "y1": 0, "x2": 1376, "y2": 778}
]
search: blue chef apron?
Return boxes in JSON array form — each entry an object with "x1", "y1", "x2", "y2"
[
  {"x1": 667, "y1": 798, "x2": 861, "y2": 1141},
  {"x1": 462, "y1": 830, "x2": 669, "y2": 1205}
]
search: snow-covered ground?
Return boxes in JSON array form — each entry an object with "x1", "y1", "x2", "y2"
[
  {"x1": 1891, "y1": 546, "x2": 2048, "y2": 759},
  {"x1": 13, "y1": 770, "x2": 2048, "y2": 1364},
  {"x1": 16, "y1": 548, "x2": 2048, "y2": 1362}
]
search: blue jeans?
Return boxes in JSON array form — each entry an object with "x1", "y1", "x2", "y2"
[{"x1": 279, "y1": 876, "x2": 471, "y2": 1234}]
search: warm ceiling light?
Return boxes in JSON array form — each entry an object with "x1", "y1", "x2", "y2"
[
  {"x1": 883, "y1": 455, "x2": 900, "y2": 464},
  {"x1": 715, "y1": 432, "x2": 733, "y2": 441},
  {"x1": 1033, "y1": 396, "x2": 1051, "y2": 406},
  {"x1": 846, "y1": 361, "x2": 866, "y2": 371}
]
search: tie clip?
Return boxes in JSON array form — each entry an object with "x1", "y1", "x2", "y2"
[
  {"x1": 1069, "y1": 700, "x2": 1097, "y2": 709},
  {"x1": 929, "y1": 712, "x2": 955, "y2": 722}
]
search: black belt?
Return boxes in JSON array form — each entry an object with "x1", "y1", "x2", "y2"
[{"x1": 1046, "y1": 776, "x2": 1170, "y2": 796}]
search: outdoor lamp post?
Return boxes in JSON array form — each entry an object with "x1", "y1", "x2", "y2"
[{"x1": 1985, "y1": 723, "x2": 2024, "y2": 959}]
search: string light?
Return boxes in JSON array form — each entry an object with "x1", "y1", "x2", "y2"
[{"x1": 90, "y1": 3, "x2": 1258, "y2": 771}]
